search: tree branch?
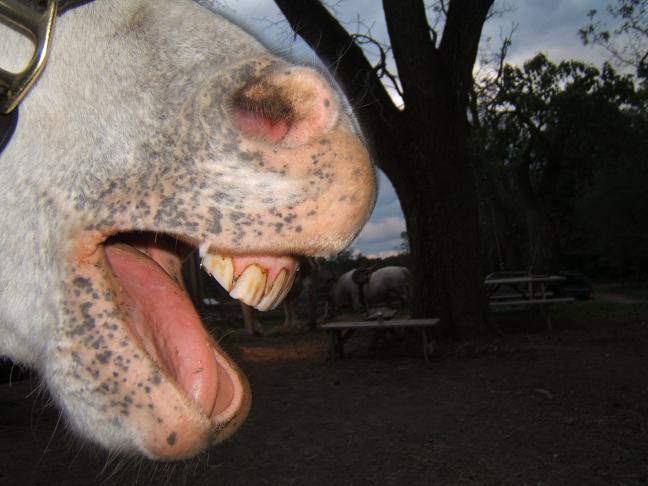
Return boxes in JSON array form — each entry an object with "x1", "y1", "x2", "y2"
[
  {"x1": 353, "y1": 33, "x2": 403, "y2": 100},
  {"x1": 382, "y1": 0, "x2": 437, "y2": 111},
  {"x1": 273, "y1": 0, "x2": 400, "y2": 125},
  {"x1": 439, "y1": 0, "x2": 495, "y2": 107}
]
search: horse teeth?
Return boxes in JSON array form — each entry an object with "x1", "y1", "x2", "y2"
[
  {"x1": 201, "y1": 250, "x2": 296, "y2": 310},
  {"x1": 201, "y1": 253, "x2": 234, "y2": 292},
  {"x1": 229, "y1": 264, "x2": 267, "y2": 307},
  {"x1": 256, "y1": 269, "x2": 288, "y2": 311},
  {"x1": 273, "y1": 267, "x2": 297, "y2": 310}
]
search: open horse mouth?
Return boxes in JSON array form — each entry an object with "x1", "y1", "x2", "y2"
[
  {"x1": 66, "y1": 228, "x2": 302, "y2": 459},
  {"x1": 46, "y1": 55, "x2": 375, "y2": 460},
  {"x1": 108, "y1": 231, "x2": 299, "y2": 408}
]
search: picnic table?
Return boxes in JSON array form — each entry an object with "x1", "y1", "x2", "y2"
[
  {"x1": 485, "y1": 274, "x2": 574, "y2": 330},
  {"x1": 319, "y1": 315, "x2": 440, "y2": 362}
]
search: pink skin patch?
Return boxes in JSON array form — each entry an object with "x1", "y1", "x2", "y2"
[
  {"x1": 232, "y1": 108, "x2": 290, "y2": 144},
  {"x1": 230, "y1": 68, "x2": 339, "y2": 148}
]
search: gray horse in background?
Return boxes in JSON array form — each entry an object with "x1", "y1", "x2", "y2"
[{"x1": 331, "y1": 266, "x2": 411, "y2": 315}]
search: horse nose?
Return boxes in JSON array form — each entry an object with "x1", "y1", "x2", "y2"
[{"x1": 230, "y1": 67, "x2": 340, "y2": 147}]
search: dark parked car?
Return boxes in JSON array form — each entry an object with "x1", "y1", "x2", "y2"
[{"x1": 548, "y1": 271, "x2": 594, "y2": 301}]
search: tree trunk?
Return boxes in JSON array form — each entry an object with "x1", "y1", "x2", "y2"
[
  {"x1": 380, "y1": 0, "x2": 493, "y2": 339},
  {"x1": 392, "y1": 117, "x2": 491, "y2": 339},
  {"x1": 274, "y1": 0, "x2": 494, "y2": 341},
  {"x1": 489, "y1": 197, "x2": 524, "y2": 271},
  {"x1": 524, "y1": 206, "x2": 560, "y2": 274},
  {"x1": 514, "y1": 146, "x2": 561, "y2": 274}
]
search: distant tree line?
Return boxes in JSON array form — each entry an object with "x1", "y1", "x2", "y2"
[{"x1": 473, "y1": 53, "x2": 647, "y2": 279}]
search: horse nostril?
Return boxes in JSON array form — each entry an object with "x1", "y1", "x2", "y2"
[
  {"x1": 230, "y1": 67, "x2": 340, "y2": 147},
  {"x1": 231, "y1": 89, "x2": 293, "y2": 144}
]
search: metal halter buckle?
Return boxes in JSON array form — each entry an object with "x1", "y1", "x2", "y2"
[{"x1": 0, "y1": 0, "x2": 58, "y2": 114}]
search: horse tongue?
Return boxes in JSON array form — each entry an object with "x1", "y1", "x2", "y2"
[{"x1": 105, "y1": 243, "x2": 220, "y2": 417}]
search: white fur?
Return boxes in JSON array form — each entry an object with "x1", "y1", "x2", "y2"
[
  {"x1": 0, "y1": 0, "x2": 377, "y2": 458},
  {"x1": 333, "y1": 266, "x2": 411, "y2": 313},
  {"x1": 0, "y1": 0, "x2": 261, "y2": 361}
]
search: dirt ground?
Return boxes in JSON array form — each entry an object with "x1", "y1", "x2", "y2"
[{"x1": 1, "y1": 298, "x2": 647, "y2": 485}]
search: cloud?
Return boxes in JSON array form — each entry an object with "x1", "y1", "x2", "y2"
[
  {"x1": 362, "y1": 249, "x2": 403, "y2": 259},
  {"x1": 222, "y1": 0, "x2": 615, "y2": 76},
  {"x1": 369, "y1": 171, "x2": 402, "y2": 220},
  {"x1": 356, "y1": 216, "x2": 406, "y2": 244},
  {"x1": 210, "y1": 1, "x2": 618, "y2": 258},
  {"x1": 482, "y1": 0, "x2": 612, "y2": 68},
  {"x1": 353, "y1": 172, "x2": 407, "y2": 255},
  {"x1": 354, "y1": 235, "x2": 404, "y2": 257}
]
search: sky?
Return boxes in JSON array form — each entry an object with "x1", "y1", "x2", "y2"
[{"x1": 204, "y1": 0, "x2": 616, "y2": 258}]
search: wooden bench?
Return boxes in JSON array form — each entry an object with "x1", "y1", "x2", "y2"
[
  {"x1": 489, "y1": 291, "x2": 556, "y2": 300},
  {"x1": 489, "y1": 297, "x2": 574, "y2": 307},
  {"x1": 319, "y1": 317, "x2": 440, "y2": 362},
  {"x1": 489, "y1": 297, "x2": 574, "y2": 330},
  {"x1": 485, "y1": 275, "x2": 576, "y2": 331}
]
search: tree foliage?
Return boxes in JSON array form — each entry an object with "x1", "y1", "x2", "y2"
[
  {"x1": 579, "y1": 0, "x2": 648, "y2": 81},
  {"x1": 475, "y1": 52, "x2": 648, "y2": 275}
]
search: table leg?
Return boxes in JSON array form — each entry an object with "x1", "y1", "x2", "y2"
[
  {"x1": 339, "y1": 329, "x2": 356, "y2": 358},
  {"x1": 421, "y1": 328, "x2": 429, "y2": 362},
  {"x1": 327, "y1": 331, "x2": 339, "y2": 361},
  {"x1": 542, "y1": 303, "x2": 553, "y2": 332}
]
